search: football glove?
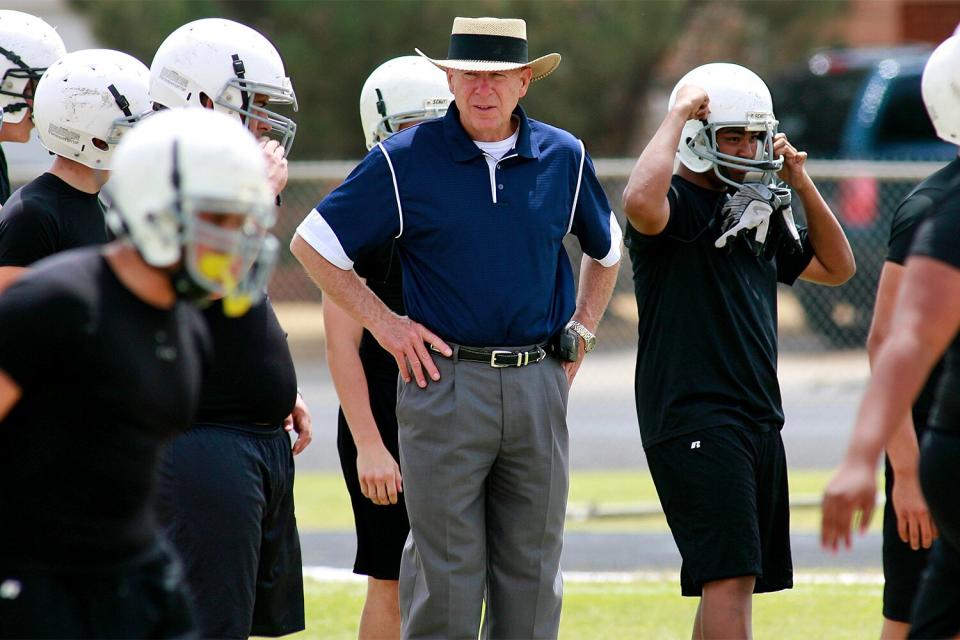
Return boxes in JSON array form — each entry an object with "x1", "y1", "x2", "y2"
[{"x1": 714, "y1": 182, "x2": 779, "y2": 254}]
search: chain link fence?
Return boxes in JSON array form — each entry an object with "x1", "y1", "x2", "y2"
[
  {"x1": 7, "y1": 159, "x2": 943, "y2": 360},
  {"x1": 269, "y1": 159, "x2": 946, "y2": 360}
]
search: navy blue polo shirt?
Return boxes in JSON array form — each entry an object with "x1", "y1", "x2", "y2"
[{"x1": 297, "y1": 103, "x2": 620, "y2": 347}]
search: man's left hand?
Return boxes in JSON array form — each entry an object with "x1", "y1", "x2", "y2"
[
  {"x1": 561, "y1": 340, "x2": 585, "y2": 386},
  {"x1": 261, "y1": 138, "x2": 288, "y2": 197},
  {"x1": 284, "y1": 391, "x2": 313, "y2": 455},
  {"x1": 774, "y1": 133, "x2": 812, "y2": 191}
]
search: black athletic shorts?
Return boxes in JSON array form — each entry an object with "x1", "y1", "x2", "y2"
[
  {"x1": 156, "y1": 424, "x2": 304, "y2": 639},
  {"x1": 909, "y1": 430, "x2": 960, "y2": 639},
  {"x1": 337, "y1": 370, "x2": 410, "y2": 580},
  {"x1": 882, "y1": 455, "x2": 931, "y2": 622},
  {"x1": 646, "y1": 424, "x2": 793, "y2": 597},
  {"x1": 0, "y1": 544, "x2": 195, "y2": 639}
]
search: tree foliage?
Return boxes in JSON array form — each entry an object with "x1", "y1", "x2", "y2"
[{"x1": 71, "y1": 0, "x2": 845, "y2": 159}]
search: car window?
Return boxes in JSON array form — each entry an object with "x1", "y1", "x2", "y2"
[
  {"x1": 875, "y1": 75, "x2": 940, "y2": 147},
  {"x1": 773, "y1": 69, "x2": 870, "y2": 159}
]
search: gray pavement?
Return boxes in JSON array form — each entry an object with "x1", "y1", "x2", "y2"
[
  {"x1": 293, "y1": 348, "x2": 870, "y2": 472},
  {"x1": 293, "y1": 348, "x2": 877, "y2": 573},
  {"x1": 300, "y1": 530, "x2": 881, "y2": 572}
]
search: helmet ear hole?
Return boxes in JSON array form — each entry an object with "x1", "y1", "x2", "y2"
[
  {"x1": 92, "y1": 138, "x2": 108, "y2": 151},
  {"x1": 198, "y1": 92, "x2": 214, "y2": 109}
]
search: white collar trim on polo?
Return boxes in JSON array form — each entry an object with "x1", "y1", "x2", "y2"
[{"x1": 474, "y1": 129, "x2": 520, "y2": 203}]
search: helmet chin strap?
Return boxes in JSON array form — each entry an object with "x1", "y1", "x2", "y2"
[{"x1": 231, "y1": 54, "x2": 250, "y2": 126}]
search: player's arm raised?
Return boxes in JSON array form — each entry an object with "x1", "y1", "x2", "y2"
[{"x1": 622, "y1": 84, "x2": 709, "y2": 235}]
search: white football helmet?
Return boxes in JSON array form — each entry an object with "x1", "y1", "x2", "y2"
[
  {"x1": 921, "y1": 34, "x2": 960, "y2": 146},
  {"x1": 149, "y1": 18, "x2": 298, "y2": 156},
  {"x1": 360, "y1": 55, "x2": 452, "y2": 150},
  {"x1": 668, "y1": 63, "x2": 783, "y2": 187},
  {"x1": 32, "y1": 49, "x2": 149, "y2": 169},
  {"x1": 0, "y1": 10, "x2": 66, "y2": 125},
  {"x1": 105, "y1": 108, "x2": 277, "y2": 309}
]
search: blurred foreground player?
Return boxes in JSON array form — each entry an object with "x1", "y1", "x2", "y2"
[{"x1": 0, "y1": 107, "x2": 276, "y2": 639}]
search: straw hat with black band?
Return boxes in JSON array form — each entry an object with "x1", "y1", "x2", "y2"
[{"x1": 415, "y1": 17, "x2": 560, "y2": 82}]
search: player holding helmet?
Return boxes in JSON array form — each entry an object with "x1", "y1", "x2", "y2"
[
  {"x1": 148, "y1": 18, "x2": 311, "y2": 639},
  {"x1": 622, "y1": 62, "x2": 854, "y2": 637},
  {"x1": 0, "y1": 48, "x2": 149, "y2": 292},
  {"x1": 0, "y1": 107, "x2": 275, "y2": 638},
  {"x1": 324, "y1": 54, "x2": 451, "y2": 639},
  {"x1": 0, "y1": 10, "x2": 66, "y2": 203}
]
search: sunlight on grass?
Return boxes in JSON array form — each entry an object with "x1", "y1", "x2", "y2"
[
  {"x1": 294, "y1": 469, "x2": 883, "y2": 534},
  {"x1": 281, "y1": 574, "x2": 881, "y2": 639}
]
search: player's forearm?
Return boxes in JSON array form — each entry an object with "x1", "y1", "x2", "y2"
[
  {"x1": 622, "y1": 109, "x2": 687, "y2": 226},
  {"x1": 0, "y1": 266, "x2": 27, "y2": 295},
  {"x1": 795, "y1": 181, "x2": 855, "y2": 284},
  {"x1": 846, "y1": 334, "x2": 938, "y2": 466},
  {"x1": 572, "y1": 254, "x2": 619, "y2": 332},
  {"x1": 885, "y1": 416, "x2": 921, "y2": 476},
  {"x1": 326, "y1": 347, "x2": 386, "y2": 450}
]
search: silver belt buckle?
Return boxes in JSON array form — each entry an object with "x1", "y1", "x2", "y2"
[{"x1": 490, "y1": 350, "x2": 513, "y2": 368}]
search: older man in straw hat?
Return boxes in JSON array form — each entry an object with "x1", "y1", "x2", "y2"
[{"x1": 292, "y1": 16, "x2": 621, "y2": 639}]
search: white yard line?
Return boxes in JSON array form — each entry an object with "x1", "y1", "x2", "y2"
[{"x1": 302, "y1": 567, "x2": 884, "y2": 585}]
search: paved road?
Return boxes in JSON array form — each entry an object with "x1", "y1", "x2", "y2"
[
  {"x1": 293, "y1": 349, "x2": 869, "y2": 472},
  {"x1": 300, "y1": 530, "x2": 882, "y2": 572}
]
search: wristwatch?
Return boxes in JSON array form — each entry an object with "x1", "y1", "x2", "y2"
[{"x1": 565, "y1": 320, "x2": 597, "y2": 353}]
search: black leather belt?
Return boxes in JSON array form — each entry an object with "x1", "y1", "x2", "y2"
[{"x1": 432, "y1": 344, "x2": 549, "y2": 368}]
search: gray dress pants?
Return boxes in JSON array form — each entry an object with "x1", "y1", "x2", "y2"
[{"x1": 396, "y1": 347, "x2": 570, "y2": 640}]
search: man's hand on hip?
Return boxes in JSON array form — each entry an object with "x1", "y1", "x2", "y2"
[{"x1": 371, "y1": 315, "x2": 451, "y2": 388}]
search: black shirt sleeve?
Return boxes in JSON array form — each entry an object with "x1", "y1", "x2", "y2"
[
  {"x1": 888, "y1": 192, "x2": 936, "y2": 266},
  {"x1": 910, "y1": 201, "x2": 960, "y2": 271},
  {"x1": 0, "y1": 274, "x2": 84, "y2": 388},
  {"x1": 0, "y1": 197, "x2": 55, "y2": 267},
  {"x1": 775, "y1": 227, "x2": 815, "y2": 285}
]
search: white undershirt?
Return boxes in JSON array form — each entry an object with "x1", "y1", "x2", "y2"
[{"x1": 473, "y1": 129, "x2": 519, "y2": 203}]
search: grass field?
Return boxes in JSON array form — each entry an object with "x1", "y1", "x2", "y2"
[
  {"x1": 284, "y1": 574, "x2": 882, "y2": 639},
  {"x1": 290, "y1": 469, "x2": 884, "y2": 638},
  {"x1": 294, "y1": 468, "x2": 882, "y2": 533}
]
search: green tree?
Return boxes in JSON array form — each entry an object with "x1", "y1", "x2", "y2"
[{"x1": 72, "y1": 0, "x2": 845, "y2": 159}]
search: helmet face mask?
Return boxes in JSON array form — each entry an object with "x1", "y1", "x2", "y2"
[
  {"x1": 360, "y1": 56, "x2": 453, "y2": 150},
  {"x1": 105, "y1": 108, "x2": 278, "y2": 312},
  {"x1": 149, "y1": 18, "x2": 298, "y2": 157},
  {"x1": 670, "y1": 63, "x2": 784, "y2": 188}
]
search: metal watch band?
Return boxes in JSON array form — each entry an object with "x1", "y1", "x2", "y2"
[{"x1": 566, "y1": 320, "x2": 597, "y2": 352}]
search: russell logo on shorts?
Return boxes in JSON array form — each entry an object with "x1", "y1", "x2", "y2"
[{"x1": 690, "y1": 441, "x2": 701, "y2": 449}]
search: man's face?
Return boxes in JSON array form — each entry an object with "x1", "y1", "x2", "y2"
[
  {"x1": 447, "y1": 67, "x2": 532, "y2": 142},
  {"x1": 714, "y1": 127, "x2": 761, "y2": 184},
  {"x1": 0, "y1": 79, "x2": 38, "y2": 143},
  {"x1": 247, "y1": 93, "x2": 272, "y2": 138}
]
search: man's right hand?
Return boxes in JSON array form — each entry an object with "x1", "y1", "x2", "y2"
[
  {"x1": 371, "y1": 315, "x2": 451, "y2": 388},
  {"x1": 357, "y1": 440, "x2": 403, "y2": 506},
  {"x1": 672, "y1": 84, "x2": 710, "y2": 121},
  {"x1": 891, "y1": 469, "x2": 938, "y2": 550},
  {"x1": 821, "y1": 456, "x2": 878, "y2": 552}
]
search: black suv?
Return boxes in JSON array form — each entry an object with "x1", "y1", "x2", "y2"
[{"x1": 771, "y1": 46, "x2": 955, "y2": 347}]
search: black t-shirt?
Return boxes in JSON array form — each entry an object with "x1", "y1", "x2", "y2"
[
  {"x1": 885, "y1": 158, "x2": 960, "y2": 427},
  {"x1": 625, "y1": 175, "x2": 815, "y2": 449},
  {"x1": 0, "y1": 248, "x2": 211, "y2": 570},
  {"x1": 0, "y1": 172, "x2": 107, "y2": 267},
  {"x1": 354, "y1": 241, "x2": 404, "y2": 380},
  {"x1": 909, "y1": 187, "x2": 960, "y2": 435},
  {"x1": 0, "y1": 145, "x2": 10, "y2": 205},
  {"x1": 194, "y1": 298, "x2": 298, "y2": 428}
]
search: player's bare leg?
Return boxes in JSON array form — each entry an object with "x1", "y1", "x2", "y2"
[
  {"x1": 698, "y1": 575, "x2": 755, "y2": 639},
  {"x1": 359, "y1": 577, "x2": 400, "y2": 640}
]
